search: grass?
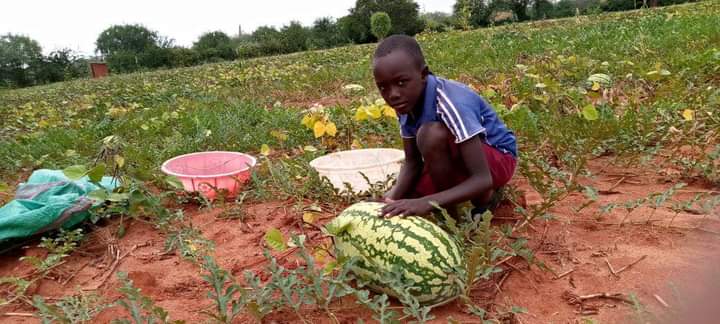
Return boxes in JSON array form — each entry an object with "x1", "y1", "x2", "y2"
[
  {"x1": 0, "y1": 2, "x2": 718, "y2": 322},
  {"x1": 1, "y1": 3, "x2": 718, "y2": 177}
]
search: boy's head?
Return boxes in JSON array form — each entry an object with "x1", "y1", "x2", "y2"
[{"x1": 372, "y1": 35, "x2": 429, "y2": 115}]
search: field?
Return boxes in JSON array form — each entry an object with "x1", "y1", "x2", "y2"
[{"x1": 1, "y1": 2, "x2": 720, "y2": 323}]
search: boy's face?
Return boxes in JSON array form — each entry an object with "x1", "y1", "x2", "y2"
[{"x1": 373, "y1": 50, "x2": 428, "y2": 115}]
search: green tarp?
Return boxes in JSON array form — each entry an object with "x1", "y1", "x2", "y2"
[{"x1": 0, "y1": 169, "x2": 118, "y2": 249}]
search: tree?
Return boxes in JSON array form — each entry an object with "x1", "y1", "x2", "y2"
[
  {"x1": 371, "y1": 12, "x2": 392, "y2": 40},
  {"x1": 96, "y1": 24, "x2": 166, "y2": 73},
  {"x1": 0, "y1": 34, "x2": 43, "y2": 87},
  {"x1": 531, "y1": 0, "x2": 555, "y2": 19},
  {"x1": 167, "y1": 47, "x2": 200, "y2": 67},
  {"x1": 575, "y1": 0, "x2": 604, "y2": 14},
  {"x1": 251, "y1": 26, "x2": 285, "y2": 56},
  {"x1": 95, "y1": 24, "x2": 159, "y2": 56},
  {"x1": 506, "y1": 0, "x2": 531, "y2": 21},
  {"x1": 452, "y1": 0, "x2": 493, "y2": 28},
  {"x1": 552, "y1": 0, "x2": 578, "y2": 17},
  {"x1": 338, "y1": 15, "x2": 369, "y2": 44},
  {"x1": 602, "y1": 0, "x2": 637, "y2": 11},
  {"x1": 193, "y1": 31, "x2": 237, "y2": 61},
  {"x1": 421, "y1": 12, "x2": 453, "y2": 32},
  {"x1": 307, "y1": 17, "x2": 348, "y2": 50},
  {"x1": 35, "y1": 48, "x2": 85, "y2": 84},
  {"x1": 280, "y1": 21, "x2": 310, "y2": 53},
  {"x1": 345, "y1": 0, "x2": 425, "y2": 43}
]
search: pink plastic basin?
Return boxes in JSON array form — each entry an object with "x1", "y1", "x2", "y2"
[{"x1": 161, "y1": 151, "x2": 256, "y2": 200}]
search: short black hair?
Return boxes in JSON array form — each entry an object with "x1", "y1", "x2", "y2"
[{"x1": 373, "y1": 34, "x2": 426, "y2": 69}]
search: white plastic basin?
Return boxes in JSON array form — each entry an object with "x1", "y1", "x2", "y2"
[{"x1": 310, "y1": 148, "x2": 404, "y2": 193}]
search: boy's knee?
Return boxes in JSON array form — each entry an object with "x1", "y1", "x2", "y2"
[{"x1": 417, "y1": 122, "x2": 452, "y2": 156}]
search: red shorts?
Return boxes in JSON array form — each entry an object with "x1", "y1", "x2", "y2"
[{"x1": 414, "y1": 140, "x2": 517, "y2": 197}]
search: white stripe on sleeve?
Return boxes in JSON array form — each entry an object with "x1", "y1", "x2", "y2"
[
  {"x1": 437, "y1": 89, "x2": 469, "y2": 139},
  {"x1": 437, "y1": 101, "x2": 463, "y2": 139}
]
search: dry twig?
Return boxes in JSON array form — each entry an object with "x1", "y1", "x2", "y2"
[
  {"x1": 2, "y1": 312, "x2": 34, "y2": 317},
  {"x1": 495, "y1": 269, "x2": 512, "y2": 293},
  {"x1": 83, "y1": 243, "x2": 145, "y2": 290},
  {"x1": 604, "y1": 258, "x2": 619, "y2": 277},
  {"x1": 61, "y1": 260, "x2": 90, "y2": 286},
  {"x1": 654, "y1": 294, "x2": 670, "y2": 308},
  {"x1": 564, "y1": 291, "x2": 632, "y2": 304},
  {"x1": 494, "y1": 255, "x2": 515, "y2": 267},
  {"x1": 615, "y1": 255, "x2": 647, "y2": 275},
  {"x1": 599, "y1": 177, "x2": 625, "y2": 195},
  {"x1": 555, "y1": 268, "x2": 575, "y2": 279}
]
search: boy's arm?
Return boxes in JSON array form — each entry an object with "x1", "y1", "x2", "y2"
[
  {"x1": 384, "y1": 137, "x2": 423, "y2": 201},
  {"x1": 382, "y1": 136, "x2": 492, "y2": 216}
]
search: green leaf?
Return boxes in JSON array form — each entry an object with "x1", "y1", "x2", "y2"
[
  {"x1": 114, "y1": 155, "x2": 125, "y2": 168},
  {"x1": 127, "y1": 190, "x2": 146, "y2": 213},
  {"x1": 582, "y1": 104, "x2": 599, "y2": 121},
  {"x1": 323, "y1": 260, "x2": 338, "y2": 274},
  {"x1": 108, "y1": 193, "x2": 130, "y2": 202},
  {"x1": 0, "y1": 182, "x2": 8, "y2": 193},
  {"x1": 260, "y1": 144, "x2": 271, "y2": 156},
  {"x1": 583, "y1": 185, "x2": 599, "y2": 201},
  {"x1": 87, "y1": 163, "x2": 106, "y2": 183},
  {"x1": 87, "y1": 189, "x2": 109, "y2": 202},
  {"x1": 165, "y1": 176, "x2": 184, "y2": 190},
  {"x1": 264, "y1": 228, "x2": 286, "y2": 251},
  {"x1": 63, "y1": 165, "x2": 87, "y2": 180},
  {"x1": 481, "y1": 88, "x2": 496, "y2": 98}
]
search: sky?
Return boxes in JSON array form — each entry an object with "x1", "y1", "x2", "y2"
[{"x1": 0, "y1": 0, "x2": 454, "y2": 56}]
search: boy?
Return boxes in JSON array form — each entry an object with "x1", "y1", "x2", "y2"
[{"x1": 374, "y1": 35, "x2": 517, "y2": 218}]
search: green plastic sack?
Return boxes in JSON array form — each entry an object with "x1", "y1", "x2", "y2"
[{"x1": 0, "y1": 169, "x2": 118, "y2": 249}]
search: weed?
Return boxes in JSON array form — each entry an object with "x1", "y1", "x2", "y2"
[
  {"x1": 33, "y1": 293, "x2": 109, "y2": 324},
  {"x1": 200, "y1": 256, "x2": 244, "y2": 324},
  {"x1": 0, "y1": 229, "x2": 84, "y2": 306},
  {"x1": 113, "y1": 272, "x2": 184, "y2": 324}
]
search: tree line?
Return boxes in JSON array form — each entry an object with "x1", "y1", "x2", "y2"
[{"x1": 0, "y1": 0, "x2": 697, "y2": 89}]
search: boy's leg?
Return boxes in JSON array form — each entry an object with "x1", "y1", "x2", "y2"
[
  {"x1": 416, "y1": 122, "x2": 459, "y2": 195},
  {"x1": 416, "y1": 122, "x2": 496, "y2": 217},
  {"x1": 472, "y1": 142, "x2": 517, "y2": 215},
  {"x1": 415, "y1": 122, "x2": 516, "y2": 216}
]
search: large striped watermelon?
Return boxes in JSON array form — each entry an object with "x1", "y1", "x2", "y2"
[{"x1": 326, "y1": 202, "x2": 464, "y2": 304}]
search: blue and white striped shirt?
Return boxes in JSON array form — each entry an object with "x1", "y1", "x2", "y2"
[{"x1": 399, "y1": 74, "x2": 517, "y2": 157}]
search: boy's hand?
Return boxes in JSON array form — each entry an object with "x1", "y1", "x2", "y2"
[{"x1": 381, "y1": 198, "x2": 432, "y2": 217}]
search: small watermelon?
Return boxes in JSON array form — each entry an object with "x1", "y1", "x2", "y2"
[
  {"x1": 586, "y1": 73, "x2": 612, "y2": 87},
  {"x1": 326, "y1": 202, "x2": 463, "y2": 305}
]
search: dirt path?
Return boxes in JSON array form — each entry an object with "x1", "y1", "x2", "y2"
[{"x1": 1, "y1": 157, "x2": 718, "y2": 323}]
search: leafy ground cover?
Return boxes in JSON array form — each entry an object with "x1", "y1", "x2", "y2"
[{"x1": 1, "y1": 2, "x2": 719, "y2": 323}]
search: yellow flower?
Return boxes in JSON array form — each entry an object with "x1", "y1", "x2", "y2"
[
  {"x1": 682, "y1": 109, "x2": 694, "y2": 121},
  {"x1": 382, "y1": 105, "x2": 396, "y2": 118},
  {"x1": 367, "y1": 105, "x2": 382, "y2": 119},
  {"x1": 301, "y1": 114, "x2": 314, "y2": 128},
  {"x1": 313, "y1": 121, "x2": 326, "y2": 138},
  {"x1": 325, "y1": 122, "x2": 337, "y2": 136},
  {"x1": 354, "y1": 106, "x2": 368, "y2": 121}
]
